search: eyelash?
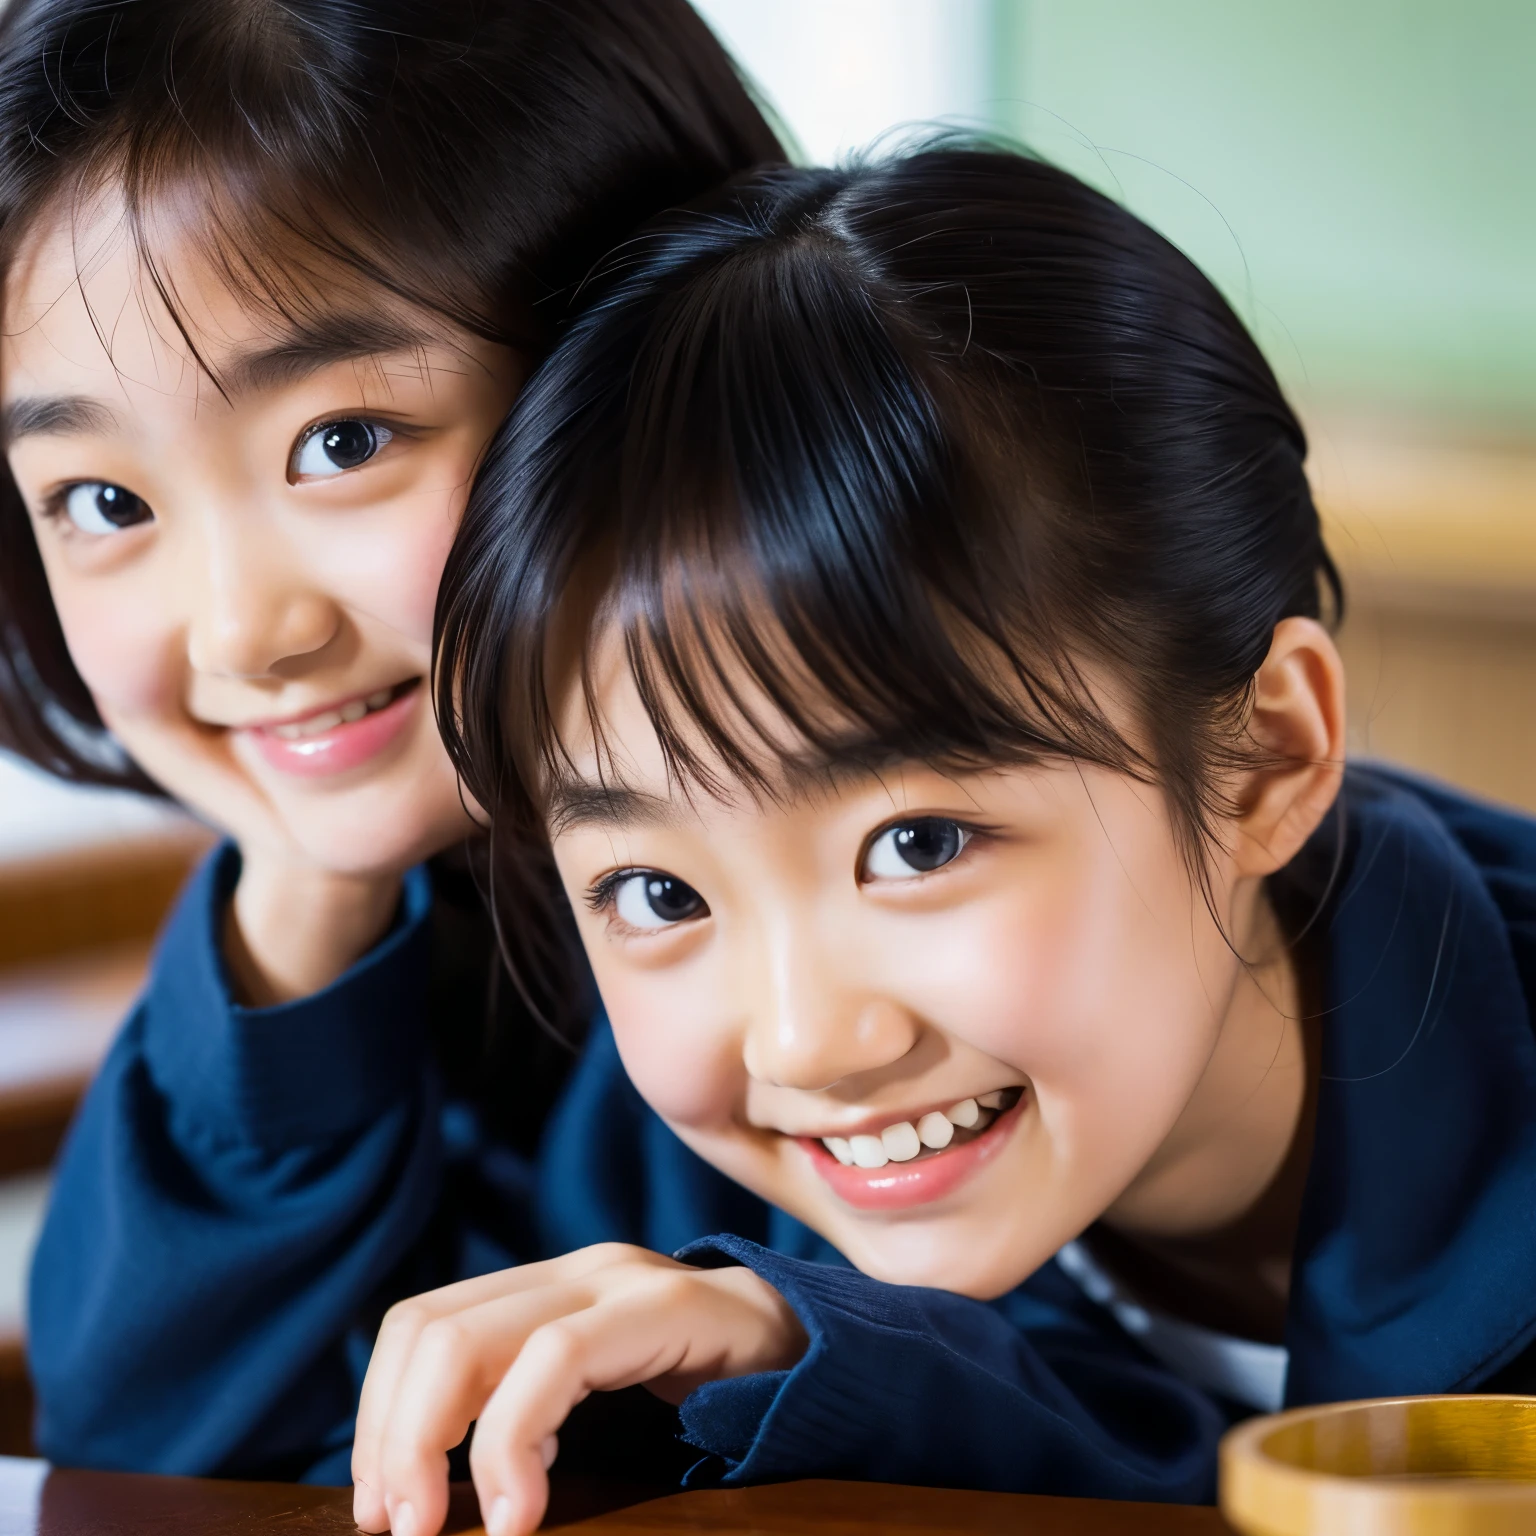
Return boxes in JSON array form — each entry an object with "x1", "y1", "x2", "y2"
[
  {"x1": 290, "y1": 414, "x2": 414, "y2": 471},
  {"x1": 297, "y1": 412, "x2": 412, "y2": 441},
  {"x1": 583, "y1": 817, "x2": 997, "y2": 914},
  {"x1": 586, "y1": 868, "x2": 637, "y2": 914},
  {"x1": 34, "y1": 413, "x2": 411, "y2": 511},
  {"x1": 862, "y1": 816, "x2": 996, "y2": 871},
  {"x1": 38, "y1": 486, "x2": 78, "y2": 521},
  {"x1": 38, "y1": 480, "x2": 151, "y2": 533}
]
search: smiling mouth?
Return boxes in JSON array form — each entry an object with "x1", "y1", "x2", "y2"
[
  {"x1": 234, "y1": 677, "x2": 425, "y2": 779},
  {"x1": 816, "y1": 1087, "x2": 1025, "y2": 1170},
  {"x1": 255, "y1": 678, "x2": 419, "y2": 739}
]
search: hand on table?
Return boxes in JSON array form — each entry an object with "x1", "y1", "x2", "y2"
[{"x1": 350, "y1": 1243, "x2": 809, "y2": 1536}]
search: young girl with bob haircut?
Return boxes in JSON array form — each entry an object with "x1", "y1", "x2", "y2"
[
  {"x1": 361, "y1": 147, "x2": 1536, "y2": 1536},
  {"x1": 0, "y1": 0, "x2": 783, "y2": 1484}
]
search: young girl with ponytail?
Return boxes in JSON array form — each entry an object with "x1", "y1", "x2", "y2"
[{"x1": 363, "y1": 147, "x2": 1536, "y2": 1536}]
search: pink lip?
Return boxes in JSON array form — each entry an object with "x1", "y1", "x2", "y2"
[
  {"x1": 800, "y1": 1096, "x2": 1025, "y2": 1211},
  {"x1": 241, "y1": 684, "x2": 420, "y2": 778}
]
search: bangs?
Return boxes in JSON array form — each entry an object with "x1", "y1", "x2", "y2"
[
  {"x1": 439, "y1": 148, "x2": 1339, "y2": 1018},
  {"x1": 2, "y1": 135, "x2": 527, "y2": 393},
  {"x1": 568, "y1": 538, "x2": 1141, "y2": 815},
  {"x1": 466, "y1": 189, "x2": 1150, "y2": 817},
  {"x1": 0, "y1": 0, "x2": 538, "y2": 374}
]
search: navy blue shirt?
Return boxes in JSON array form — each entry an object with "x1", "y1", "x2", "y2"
[{"x1": 28, "y1": 766, "x2": 1536, "y2": 1501}]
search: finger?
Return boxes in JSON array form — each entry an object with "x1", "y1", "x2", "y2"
[
  {"x1": 354, "y1": 1295, "x2": 442, "y2": 1533},
  {"x1": 353, "y1": 1254, "x2": 622, "y2": 1528},
  {"x1": 353, "y1": 1290, "x2": 492, "y2": 1531},
  {"x1": 374, "y1": 1282, "x2": 607, "y2": 1536},
  {"x1": 469, "y1": 1289, "x2": 697, "y2": 1536}
]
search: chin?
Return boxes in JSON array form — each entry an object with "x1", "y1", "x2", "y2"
[
  {"x1": 844, "y1": 1236, "x2": 997, "y2": 1298},
  {"x1": 822, "y1": 1210, "x2": 1046, "y2": 1301},
  {"x1": 283, "y1": 790, "x2": 473, "y2": 877}
]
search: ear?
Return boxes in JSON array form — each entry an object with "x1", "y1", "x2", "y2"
[{"x1": 1230, "y1": 616, "x2": 1346, "y2": 877}]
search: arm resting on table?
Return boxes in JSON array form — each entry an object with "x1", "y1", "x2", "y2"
[
  {"x1": 676, "y1": 1236, "x2": 1227, "y2": 1505},
  {"x1": 28, "y1": 846, "x2": 443, "y2": 1484}
]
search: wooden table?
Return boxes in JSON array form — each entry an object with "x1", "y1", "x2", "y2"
[
  {"x1": 0, "y1": 823, "x2": 213, "y2": 1178},
  {"x1": 0, "y1": 1459, "x2": 1236, "y2": 1533},
  {"x1": 1307, "y1": 422, "x2": 1536, "y2": 813}
]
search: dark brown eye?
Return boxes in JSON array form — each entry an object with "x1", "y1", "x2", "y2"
[
  {"x1": 613, "y1": 871, "x2": 708, "y2": 928},
  {"x1": 61, "y1": 482, "x2": 152, "y2": 534},
  {"x1": 294, "y1": 419, "x2": 392, "y2": 477},
  {"x1": 863, "y1": 818, "x2": 969, "y2": 880}
]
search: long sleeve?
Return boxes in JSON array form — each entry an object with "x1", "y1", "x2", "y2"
[
  {"x1": 673, "y1": 1236, "x2": 1228, "y2": 1504},
  {"x1": 539, "y1": 1024, "x2": 1225, "y2": 1501},
  {"x1": 534, "y1": 1016, "x2": 788, "y2": 1260},
  {"x1": 28, "y1": 845, "x2": 445, "y2": 1484}
]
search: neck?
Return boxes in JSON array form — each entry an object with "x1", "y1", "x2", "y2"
[{"x1": 1104, "y1": 881, "x2": 1310, "y2": 1240}]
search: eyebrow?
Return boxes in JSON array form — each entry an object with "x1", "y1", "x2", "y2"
[
  {"x1": 1, "y1": 315, "x2": 443, "y2": 448},
  {"x1": 219, "y1": 314, "x2": 441, "y2": 395},
  {"x1": 543, "y1": 749, "x2": 940, "y2": 838},
  {"x1": 1, "y1": 395, "x2": 117, "y2": 447},
  {"x1": 545, "y1": 782, "x2": 687, "y2": 837}
]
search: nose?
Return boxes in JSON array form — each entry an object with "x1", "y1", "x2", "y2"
[
  {"x1": 741, "y1": 923, "x2": 921, "y2": 1090},
  {"x1": 184, "y1": 519, "x2": 340, "y2": 679}
]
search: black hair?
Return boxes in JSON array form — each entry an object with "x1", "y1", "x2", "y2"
[
  {"x1": 437, "y1": 146, "x2": 1343, "y2": 1011},
  {"x1": 0, "y1": 0, "x2": 782, "y2": 789}
]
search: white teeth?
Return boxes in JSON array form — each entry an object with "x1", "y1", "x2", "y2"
[
  {"x1": 268, "y1": 689, "x2": 399, "y2": 740},
  {"x1": 272, "y1": 709, "x2": 343, "y2": 740},
  {"x1": 946, "y1": 1097, "x2": 981, "y2": 1128},
  {"x1": 917, "y1": 1111, "x2": 955, "y2": 1149},
  {"x1": 828, "y1": 1099, "x2": 1005, "y2": 1171}
]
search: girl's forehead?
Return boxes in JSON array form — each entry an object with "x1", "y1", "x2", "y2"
[
  {"x1": 547, "y1": 626, "x2": 1021, "y2": 836},
  {"x1": 544, "y1": 600, "x2": 1137, "y2": 829},
  {"x1": 3, "y1": 184, "x2": 462, "y2": 408},
  {"x1": 9, "y1": 189, "x2": 233, "y2": 355},
  {"x1": 551, "y1": 615, "x2": 835, "y2": 797}
]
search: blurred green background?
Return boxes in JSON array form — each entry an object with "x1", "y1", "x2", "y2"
[
  {"x1": 700, "y1": 0, "x2": 1536, "y2": 434},
  {"x1": 990, "y1": 1, "x2": 1536, "y2": 433}
]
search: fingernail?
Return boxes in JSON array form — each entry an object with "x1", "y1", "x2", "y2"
[
  {"x1": 487, "y1": 1495, "x2": 512, "y2": 1536},
  {"x1": 388, "y1": 1499, "x2": 415, "y2": 1536}
]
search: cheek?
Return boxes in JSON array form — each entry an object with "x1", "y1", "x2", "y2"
[
  {"x1": 332, "y1": 501, "x2": 458, "y2": 646},
  {"x1": 46, "y1": 565, "x2": 183, "y2": 717},
  {"x1": 593, "y1": 946, "x2": 742, "y2": 1128},
  {"x1": 919, "y1": 842, "x2": 1224, "y2": 1114}
]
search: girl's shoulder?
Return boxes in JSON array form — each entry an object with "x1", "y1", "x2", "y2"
[
  {"x1": 1284, "y1": 765, "x2": 1536, "y2": 1405},
  {"x1": 1346, "y1": 762, "x2": 1536, "y2": 943}
]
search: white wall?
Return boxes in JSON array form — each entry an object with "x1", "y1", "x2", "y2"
[
  {"x1": 0, "y1": 755, "x2": 182, "y2": 863},
  {"x1": 691, "y1": 0, "x2": 995, "y2": 165}
]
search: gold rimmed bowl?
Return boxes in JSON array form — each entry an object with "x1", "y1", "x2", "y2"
[{"x1": 1219, "y1": 1395, "x2": 1536, "y2": 1535}]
